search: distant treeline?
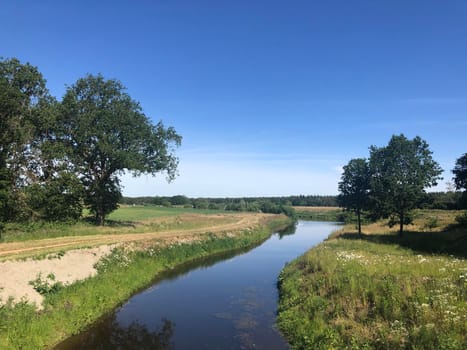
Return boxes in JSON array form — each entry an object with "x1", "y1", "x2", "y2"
[
  {"x1": 121, "y1": 192, "x2": 466, "y2": 213},
  {"x1": 421, "y1": 191, "x2": 466, "y2": 210},
  {"x1": 120, "y1": 195, "x2": 339, "y2": 216}
]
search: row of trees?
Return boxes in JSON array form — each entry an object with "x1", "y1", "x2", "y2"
[
  {"x1": 121, "y1": 196, "x2": 297, "y2": 217},
  {"x1": 338, "y1": 134, "x2": 466, "y2": 235},
  {"x1": 121, "y1": 195, "x2": 339, "y2": 208},
  {"x1": 0, "y1": 58, "x2": 181, "y2": 230},
  {"x1": 422, "y1": 191, "x2": 467, "y2": 210},
  {"x1": 122, "y1": 192, "x2": 465, "y2": 211}
]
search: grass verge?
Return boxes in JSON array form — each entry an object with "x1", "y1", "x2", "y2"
[
  {"x1": 277, "y1": 210, "x2": 467, "y2": 349},
  {"x1": 0, "y1": 215, "x2": 293, "y2": 349}
]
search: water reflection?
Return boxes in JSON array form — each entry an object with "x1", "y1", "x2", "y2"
[
  {"x1": 277, "y1": 224, "x2": 296, "y2": 239},
  {"x1": 56, "y1": 316, "x2": 175, "y2": 350},
  {"x1": 56, "y1": 222, "x2": 339, "y2": 350}
]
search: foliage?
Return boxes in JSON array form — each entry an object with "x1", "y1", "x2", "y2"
[
  {"x1": 423, "y1": 216, "x2": 439, "y2": 230},
  {"x1": 28, "y1": 273, "x2": 64, "y2": 296},
  {"x1": 455, "y1": 211, "x2": 467, "y2": 227},
  {"x1": 121, "y1": 195, "x2": 339, "y2": 208},
  {"x1": 59, "y1": 74, "x2": 181, "y2": 225},
  {"x1": 422, "y1": 191, "x2": 464, "y2": 210},
  {"x1": 0, "y1": 58, "x2": 183, "y2": 229},
  {"x1": 452, "y1": 153, "x2": 467, "y2": 191},
  {"x1": 368, "y1": 134, "x2": 443, "y2": 235},
  {"x1": 193, "y1": 198, "x2": 209, "y2": 209},
  {"x1": 338, "y1": 158, "x2": 371, "y2": 234},
  {"x1": 24, "y1": 172, "x2": 83, "y2": 222},
  {"x1": 94, "y1": 247, "x2": 132, "y2": 273},
  {"x1": 0, "y1": 57, "x2": 52, "y2": 227},
  {"x1": 168, "y1": 195, "x2": 190, "y2": 206}
]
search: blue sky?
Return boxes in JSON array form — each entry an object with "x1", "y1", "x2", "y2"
[{"x1": 2, "y1": 0, "x2": 466, "y2": 197}]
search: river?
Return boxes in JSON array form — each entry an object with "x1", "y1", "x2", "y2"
[{"x1": 56, "y1": 221, "x2": 340, "y2": 350}]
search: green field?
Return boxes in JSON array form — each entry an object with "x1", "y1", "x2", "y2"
[
  {"x1": 107, "y1": 205, "x2": 226, "y2": 221},
  {"x1": 1, "y1": 206, "x2": 228, "y2": 243},
  {"x1": 278, "y1": 210, "x2": 467, "y2": 349}
]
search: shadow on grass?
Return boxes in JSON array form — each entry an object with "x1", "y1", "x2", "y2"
[
  {"x1": 83, "y1": 217, "x2": 136, "y2": 228},
  {"x1": 338, "y1": 225, "x2": 467, "y2": 259}
]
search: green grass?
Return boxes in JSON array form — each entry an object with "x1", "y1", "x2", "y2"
[
  {"x1": 295, "y1": 210, "x2": 345, "y2": 222},
  {"x1": 0, "y1": 215, "x2": 293, "y2": 349},
  {"x1": 277, "y1": 211, "x2": 467, "y2": 350},
  {"x1": 292, "y1": 206, "x2": 347, "y2": 222},
  {"x1": 107, "y1": 205, "x2": 226, "y2": 221}
]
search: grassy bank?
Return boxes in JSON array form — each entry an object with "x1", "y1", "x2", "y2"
[
  {"x1": 0, "y1": 215, "x2": 293, "y2": 349},
  {"x1": 293, "y1": 206, "x2": 345, "y2": 222},
  {"x1": 277, "y1": 210, "x2": 467, "y2": 349}
]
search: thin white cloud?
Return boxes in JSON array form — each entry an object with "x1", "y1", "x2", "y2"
[{"x1": 121, "y1": 154, "x2": 341, "y2": 197}]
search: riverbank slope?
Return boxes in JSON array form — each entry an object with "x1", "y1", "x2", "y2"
[{"x1": 277, "y1": 210, "x2": 467, "y2": 349}]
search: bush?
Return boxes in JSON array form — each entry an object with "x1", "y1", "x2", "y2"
[
  {"x1": 424, "y1": 216, "x2": 439, "y2": 230},
  {"x1": 455, "y1": 211, "x2": 467, "y2": 227},
  {"x1": 29, "y1": 273, "x2": 64, "y2": 296}
]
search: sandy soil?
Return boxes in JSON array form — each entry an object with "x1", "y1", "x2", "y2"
[
  {"x1": 0, "y1": 246, "x2": 114, "y2": 307},
  {"x1": 0, "y1": 213, "x2": 272, "y2": 308}
]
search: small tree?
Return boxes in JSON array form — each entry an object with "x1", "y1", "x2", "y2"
[
  {"x1": 369, "y1": 134, "x2": 442, "y2": 235},
  {"x1": 453, "y1": 153, "x2": 467, "y2": 190},
  {"x1": 453, "y1": 153, "x2": 467, "y2": 209},
  {"x1": 59, "y1": 74, "x2": 181, "y2": 225},
  {"x1": 338, "y1": 158, "x2": 371, "y2": 235}
]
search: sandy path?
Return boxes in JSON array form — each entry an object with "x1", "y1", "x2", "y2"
[
  {"x1": 0, "y1": 213, "x2": 267, "y2": 259},
  {"x1": 0, "y1": 213, "x2": 271, "y2": 307}
]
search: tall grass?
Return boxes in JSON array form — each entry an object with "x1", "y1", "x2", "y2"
[
  {"x1": 0, "y1": 216, "x2": 292, "y2": 349},
  {"x1": 277, "y1": 210, "x2": 467, "y2": 349}
]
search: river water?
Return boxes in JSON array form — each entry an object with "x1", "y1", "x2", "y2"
[{"x1": 56, "y1": 221, "x2": 340, "y2": 350}]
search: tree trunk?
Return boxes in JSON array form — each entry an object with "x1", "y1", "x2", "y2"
[
  {"x1": 96, "y1": 206, "x2": 105, "y2": 226},
  {"x1": 95, "y1": 195, "x2": 105, "y2": 226},
  {"x1": 98, "y1": 214, "x2": 105, "y2": 226},
  {"x1": 399, "y1": 212, "x2": 404, "y2": 237},
  {"x1": 357, "y1": 209, "x2": 362, "y2": 236}
]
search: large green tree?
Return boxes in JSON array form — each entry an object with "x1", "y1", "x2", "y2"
[
  {"x1": 59, "y1": 74, "x2": 181, "y2": 225},
  {"x1": 338, "y1": 158, "x2": 371, "y2": 235},
  {"x1": 0, "y1": 58, "x2": 52, "y2": 226},
  {"x1": 368, "y1": 134, "x2": 442, "y2": 235}
]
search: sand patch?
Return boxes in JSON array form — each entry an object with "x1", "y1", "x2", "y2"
[{"x1": 0, "y1": 245, "x2": 113, "y2": 308}]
